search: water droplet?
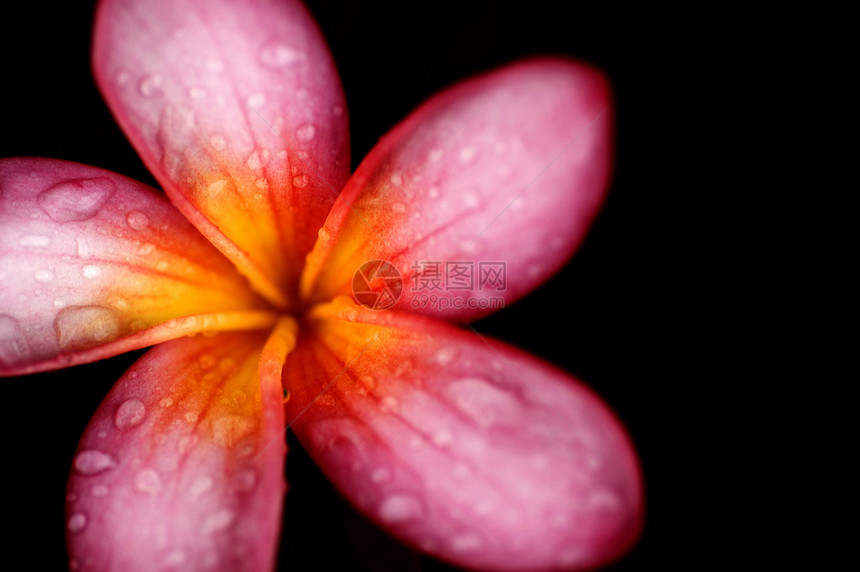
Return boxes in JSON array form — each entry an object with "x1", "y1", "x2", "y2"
[
  {"x1": 202, "y1": 509, "x2": 235, "y2": 533},
  {"x1": 458, "y1": 146, "x2": 478, "y2": 164},
  {"x1": 178, "y1": 433, "x2": 199, "y2": 453},
  {"x1": 212, "y1": 415, "x2": 254, "y2": 448},
  {"x1": 379, "y1": 396, "x2": 399, "y2": 412},
  {"x1": 209, "y1": 134, "x2": 227, "y2": 151},
  {"x1": 134, "y1": 468, "x2": 163, "y2": 494},
  {"x1": 0, "y1": 315, "x2": 30, "y2": 366},
  {"x1": 189, "y1": 86, "x2": 207, "y2": 99},
  {"x1": 114, "y1": 398, "x2": 146, "y2": 431},
  {"x1": 159, "y1": 397, "x2": 174, "y2": 408},
  {"x1": 126, "y1": 210, "x2": 149, "y2": 230},
  {"x1": 235, "y1": 468, "x2": 258, "y2": 494},
  {"x1": 231, "y1": 390, "x2": 247, "y2": 405},
  {"x1": 188, "y1": 476, "x2": 214, "y2": 500},
  {"x1": 73, "y1": 450, "x2": 117, "y2": 476},
  {"x1": 92, "y1": 484, "x2": 109, "y2": 498},
  {"x1": 131, "y1": 241, "x2": 153, "y2": 257},
  {"x1": 433, "y1": 347, "x2": 457, "y2": 365},
  {"x1": 451, "y1": 532, "x2": 483, "y2": 552},
  {"x1": 67, "y1": 512, "x2": 88, "y2": 534},
  {"x1": 295, "y1": 123, "x2": 316, "y2": 141},
  {"x1": 392, "y1": 202, "x2": 406, "y2": 213},
  {"x1": 245, "y1": 151, "x2": 262, "y2": 170},
  {"x1": 370, "y1": 467, "x2": 392, "y2": 484},
  {"x1": 138, "y1": 73, "x2": 163, "y2": 97},
  {"x1": 428, "y1": 149, "x2": 444, "y2": 162},
  {"x1": 432, "y1": 429, "x2": 454, "y2": 447},
  {"x1": 463, "y1": 193, "x2": 479, "y2": 207},
  {"x1": 81, "y1": 265, "x2": 101, "y2": 279},
  {"x1": 444, "y1": 377, "x2": 520, "y2": 429},
  {"x1": 55, "y1": 306, "x2": 122, "y2": 350},
  {"x1": 333, "y1": 105, "x2": 344, "y2": 116},
  {"x1": 260, "y1": 42, "x2": 302, "y2": 67},
  {"x1": 292, "y1": 175, "x2": 308, "y2": 188},
  {"x1": 588, "y1": 486, "x2": 622, "y2": 512},
  {"x1": 247, "y1": 93, "x2": 266, "y2": 109},
  {"x1": 76, "y1": 237, "x2": 91, "y2": 258},
  {"x1": 428, "y1": 187, "x2": 439, "y2": 198},
  {"x1": 161, "y1": 550, "x2": 187, "y2": 567},
  {"x1": 205, "y1": 58, "x2": 224, "y2": 72},
  {"x1": 18, "y1": 235, "x2": 50, "y2": 248},
  {"x1": 378, "y1": 494, "x2": 423, "y2": 523},
  {"x1": 34, "y1": 269, "x2": 54, "y2": 283},
  {"x1": 38, "y1": 178, "x2": 115, "y2": 223}
]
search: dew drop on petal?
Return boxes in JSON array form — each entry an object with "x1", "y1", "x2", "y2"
[
  {"x1": 202, "y1": 509, "x2": 235, "y2": 533},
  {"x1": 0, "y1": 315, "x2": 30, "y2": 367},
  {"x1": 234, "y1": 468, "x2": 258, "y2": 494},
  {"x1": 292, "y1": 175, "x2": 308, "y2": 188},
  {"x1": 378, "y1": 493, "x2": 424, "y2": 524},
  {"x1": 161, "y1": 550, "x2": 186, "y2": 567},
  {"x1": 73, "y1": 450, "x2": 117, "y2": 476},
  {"x1": 134, "y1": 468, "x2": 163, "y2": 494},
  {"x1": 260, "y1": 42, "x2": 302, "y2": 67},
  {"x1": 67, "y1": 512, "x2": 88, "y2": 534},
  {"x1": 138, "y1": 73, "x2": 163, "y2": 97},
  {"x1": 444, "y1": 377, "x2": 520, "y2": 429},
  {"x1": 188, "y1": 86, "x2": 207, "y2": 100},
  {"x1": 246, "y1": 93, "x2": 266, "y2": 109},
  {"x1": 91, "y1": 485, "x2": 110, "y2": 498},
  {"x1": 34, "y1": 269, "x2": 54, "y2": 283},
  {"x1": 55, "y1": 306, "x2": 122, "y2": 350},
  {"x1": 126, "y1": 210, "x2": 149, "y2": 231},
  {"x1": 458, "y1": 146, "x2": 479, "y2": 164},
  {"x1": 295, "y1": 123, "x2": 316, "y2": 141},
  {"x1": 451, "y1": 532, "x2": 483, "y2": 553},
  {"x1": 209, "y1": 134, "x2": 227, "y2": 151},
  {"x1": 188, "y1": 476, "x2": 214, "y2": 500},
  {"x1": 245, "y1": 151, "x2": 262, "y2": 170},
  {"x1": 38, "y1": 178, "x2": 115, "y2": 223},
  {"x1": 370, "y1": 467, "x2": 393, "y2": 484},
  {"x1": 114, "y1": 398, "x2": 146, "y2": 431},
  {"x1": 81, "y1": 265, "x2": 101, "y2": 279},
  {"x1": 18, "y1": 235, "x2": 50, "y2": 248}
]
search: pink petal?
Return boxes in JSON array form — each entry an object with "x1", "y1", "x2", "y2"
[
  {"x1": 0, "y1": 158, "x2": 274, "y2": 376},
  {"x1": 66, "y1": 332, "x2": 286, "y2": 571},
  {"x1": 302, "y1": 58, "x2": 612, "y2": 321},
  {"x1": 93, "y1": 0, "x2": 350, "y2": 307},
  {"x1": 283, "y1": 300, "x2": 642, "y2": 571}
]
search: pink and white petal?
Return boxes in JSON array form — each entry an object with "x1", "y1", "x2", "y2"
[
  {"x1": 302, "y1": 58, "x2": 612, "y2": 321},
  {"x1": 283, "y1": 299, "x2": 642, "y2": 571},
  {"x1": 93, "y1": 0, "x2": 350, "y2": 307},
  {"x1": 66, "y1": 332, "x2": 286, "y2": 572},
  {"x1": 0, "y1": 158, "x2": 273, "y2": 376}
]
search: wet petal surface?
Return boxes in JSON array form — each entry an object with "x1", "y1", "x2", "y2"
[
  {"x1": 0, "y1": 158, "x2": 272, "y2": 376},
  {"x1": 66, "y1": 332, "x2": 286, "y2": 572},
  {"x1": 283, "y1": 300, "x2": 642, "y2": 571},
  {"x1": 302, "y1": 58, "x2": 612, "y2": 321},
  {"x1": 93, "y1": 0, "x2": 350, "y2": 306}
]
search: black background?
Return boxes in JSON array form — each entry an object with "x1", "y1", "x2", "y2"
[{"x1": 1, "y1": 1, "x2": 703, "y2": 570}]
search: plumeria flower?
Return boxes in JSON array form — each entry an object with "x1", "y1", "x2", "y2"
[{"x1": 0, "y1": 0, "x2": 643, "y2": 570}]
